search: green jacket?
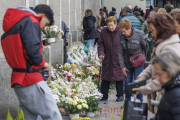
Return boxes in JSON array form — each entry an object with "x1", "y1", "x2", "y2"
[{"x1": 120, "y1": 13, "x2": 141, "y2": 30}]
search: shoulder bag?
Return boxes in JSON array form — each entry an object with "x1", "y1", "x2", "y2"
[{"x1": 125, "y1": 39, "x2": 145, "y2": 68}]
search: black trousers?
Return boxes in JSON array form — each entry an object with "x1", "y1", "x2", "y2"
[
  {"x1": 101, "y1": 80, "x2": 123, "y2": 99},
  {"x1": 64, "y1": 46, "x2": 67, "y2": 64}
]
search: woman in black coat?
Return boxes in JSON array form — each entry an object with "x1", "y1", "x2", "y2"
[
  {"x1": 152, "y1": 51, "x2": 180, "y2": 120},
  {"x1": 83, "y1": 9, "x2": 99, "y2": 46}
]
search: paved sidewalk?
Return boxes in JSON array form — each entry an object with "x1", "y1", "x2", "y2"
[{"x1": 62, "y1": 89, "x2": 154, "y2": 120}]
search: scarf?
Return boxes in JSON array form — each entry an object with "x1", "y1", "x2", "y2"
[{"x1": 152, "y1": 39, "x2": 163, "y2": 58}]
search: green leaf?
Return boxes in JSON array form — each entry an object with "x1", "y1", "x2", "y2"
[{"x1": 6, "y1": 109, "x2": 13, "y2": 120}]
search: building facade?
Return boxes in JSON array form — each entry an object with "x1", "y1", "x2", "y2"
[{"x1": 154, "y1": 0, "x2": 180, "y2": 8}]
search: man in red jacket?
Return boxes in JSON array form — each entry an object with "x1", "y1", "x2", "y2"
[
  {"x1": 144, "y1": 5, "x2": 153, "y2": 19},
  {"x1": 1, "y1": 5, "x2": 62, "y2": 120}
]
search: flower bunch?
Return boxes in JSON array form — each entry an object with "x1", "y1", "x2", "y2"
[
  {"x1": 42, "y1": 25, "x2": 63, "y2": 39},
  {"x1": 60, "y1": 96, "x2": 88, "y2": 114}
]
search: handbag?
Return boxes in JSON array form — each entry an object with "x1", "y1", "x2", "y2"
[
  {"x1": 123, "y1": 96, "x2": 148, "y2": 120},
  {"x1": 126, "y1": 80, "x2": 146, "y2": 94},
  {"x1": 125, "y1": 39, "x2": 146, "y2": 68},
  {"x1": 39, "y1": 70, "x2": 49, "y2": 81}
]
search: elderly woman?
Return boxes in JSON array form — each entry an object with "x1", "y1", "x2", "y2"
[
  {"x1": 83, "y1": 9, "x2": 99, "y2": 46},
  {"x1": 132, "y1": 14, "x2": 180, "y2": 117},
  {"x1": 152, "y1": 51, "x2": 180, "y2": 120},
  {"x1": 118, "y1": 18, "x2": 146, "y2": 102},
  {"x1": 98, "y1": 16, "x2": 124, "y2": 102}
]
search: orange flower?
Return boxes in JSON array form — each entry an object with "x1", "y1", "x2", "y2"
[{"x1": 70, "y1": 90, "x2": 74, "y2": 94}]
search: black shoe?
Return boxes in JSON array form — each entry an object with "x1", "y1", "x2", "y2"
[
  {"x1": 116, "y1": 96, "x2": 124, "y2": 102},
  {"x1": 100, "y1": 98, "x2": 108, "y2": 101},
  {"x1": 150, "y1": 116, "x2": 155, "y2": 120}
]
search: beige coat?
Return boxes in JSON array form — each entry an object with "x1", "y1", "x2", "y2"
[
  {"x1": 95, "y1": 12, "x2": 107, "y2": 27},
  {"x1": 138, "y1": 34, "x2": 180, "y2": 113}
]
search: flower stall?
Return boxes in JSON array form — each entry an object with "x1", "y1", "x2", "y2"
[{"x1": 47, "y1": 42, "x2": 103, "y2": 119}]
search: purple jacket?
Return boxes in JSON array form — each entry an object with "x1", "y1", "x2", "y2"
[{"x1": 98, "y1": 27, "x2": 124, "y2": 81}]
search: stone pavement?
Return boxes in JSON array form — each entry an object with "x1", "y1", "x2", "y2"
[{"x1": 62, "y1": 89, "x2": 155, "y2": 120}]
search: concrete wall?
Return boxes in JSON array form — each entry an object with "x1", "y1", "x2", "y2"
[
  {"x1": 103, "y1": 0, "x2": 146, "y2": 17},
  {"x1": 62, "y1": 0, "x2": 70, "y2": 28},
  {"x1": 0, "y1": 1, "x2": 26, "y2": 119}
]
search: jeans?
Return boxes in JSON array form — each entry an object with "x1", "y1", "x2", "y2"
[
  {"x1": 125, "y1": 66, "x2": 144, "y2": 102},
  {"x1": 86, "y1": 39, "x2": 94, "y2": 47}
]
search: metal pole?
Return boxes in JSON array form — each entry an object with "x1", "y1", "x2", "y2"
[
  {"x1": 47, "y1": 0, "x2": 49, "y2": 5},
  {"x1": 34, "y1": 0, "x2": 39, "y2": 7},
  {"x1": 26, "y1": 0, "x2": 29, "y2": 8}
]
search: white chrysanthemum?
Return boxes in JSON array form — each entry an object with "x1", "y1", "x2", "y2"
[
  {"x1": 77, "y1": 105, "x2": 82, "y2": 109},
  {"x1": 73, "y1": 101, "x2": 77, "y2": 106}
]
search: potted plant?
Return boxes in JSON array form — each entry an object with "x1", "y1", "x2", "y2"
[
  {"x1": 85, "y1": 96, "x2": 101, "y2": 118},
  {"x1": 60, "y1": 96, "x2": 89, "y2": 119},
  {"x1": 42, "y1": 25, "x2": 63, "y2": 43}
]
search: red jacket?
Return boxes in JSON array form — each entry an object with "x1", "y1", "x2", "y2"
[
  {"x1": 144, "y1": 8, "x2": 153, "y2": 19},
  {"x1": 1, "y1": 8, "x2": 45, "y2": 87}
]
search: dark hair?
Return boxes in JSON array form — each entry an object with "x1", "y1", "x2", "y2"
[
  {"x1": 100, "y1": 8, "x2": 103, "y2": 11},
  {"x1": 112, "y1": 7, "x2": 116, "y2": 11},
  {"x1": 33, "y1": 4, "x2": 54, "y2": 26},
  {"x1": 170, "y1": 9, "x2": 180, "y2": 24},
  {"x1": 85, "y1": 9, "x2": 93, "y2": 17},
  {"x1": 133, "y1": 11, "x2": 141, "y2": 16},
  {"x1": 147, "y1": 14, "x2": 176, "y2": 40},
  {"x1": 104, "y1": 7, "x2": 107, "y2": 10},
  {"x1": 150, "y1": 5, "x2": 153, "y2": 9},
  {"x1": 164, "y1": 4, "x2": 172, "y2": 13}
]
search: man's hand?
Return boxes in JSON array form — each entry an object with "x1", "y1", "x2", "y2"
[
  {"x1": 43, "y1": 62, "x2": 50, "y2": 71},
  {"x1": 45, "y1": 39, "x2": 50, "y2": 46},
  {"x1": 132, "y1": 88, "x2": 141, "y2": 95},
  {"x1": 66, "y1": 38, "x2": 69, "y2": 43},
  {"x1": 122, "y1": 67, "x2": 128, "y2": 76},
  {"x1": 98, "y1": 55, "x2": 104, "y2": 62},
  {"x1": 136, "y1": 77, "x2": 144, "y2": 81}
]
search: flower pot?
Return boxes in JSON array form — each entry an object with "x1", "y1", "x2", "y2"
[
  {"x1": 69, "y1": 114, "x2": 79, "y2": 119},
  {"x1": 86, "y1": 112, "x2": 95, "y2": 117},
  {"x1": 47, "y1": 38, "x2": 56, "y2": 43}
]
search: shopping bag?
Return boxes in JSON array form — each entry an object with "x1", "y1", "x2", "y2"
[{"x1": 123, "y1": 98, "x2": 148, "y2": 120}]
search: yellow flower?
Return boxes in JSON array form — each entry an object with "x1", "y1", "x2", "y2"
[
  {"x1": 79, "y1": 99, "x2": 83, "y2": 103},
  {"x1": 56, "y1": 85, "x2": 61, "y2": 89},
  {"x1": 83, "y1": 100, "x2": 87, "y2": 104},
  {"x1": 73, "y1": 101, "x2": 77, "y2": 106},
  {"x1": 85, "y1": 105, "x2": 89, "y2": 109},
  {"x1": 63, "y1": 64, "x2": 67, "y2": 68},
  {"x1": 51, "y1": 85, "x2": 55, "y2": 89},
  {"x1": 75, "y1": 98, "x2": 79, "y2": 102},
  {"x1": 77, "y1": 105, "x2": 82, "y2": 109},
  {"x1": 74, "y1": 96, "x2": 78, "y2": 99},
  {"x1": 72, "y1": 64, "x2": 76, "y2": 67},
  {"x1": 72, "y1": 89, "x2": 76, "y2": 92},
  {"x1": 72, "y1": 70, "x2": 77, "y2": 75},
  {"x1": 68, "y1": 98, "x2": 73, "y2": 103},
  {"x1": 82, "y1": 103, "x2": 86, "y2": 108}
]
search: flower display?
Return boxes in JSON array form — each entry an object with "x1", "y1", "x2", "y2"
[{"x1": 47, "y1": 42, "x2": 103, "y2": 115}]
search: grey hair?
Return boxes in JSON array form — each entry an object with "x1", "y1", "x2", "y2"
[
  {"x1": 85, "y1": 9, "x2": 93, "y2": 17},
  {"x1": 123, "y1": 5, "x2": 133, "y2": 13},
  {"x1": 152, "y1": 51, "x2": 180, "y2": 78}
]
